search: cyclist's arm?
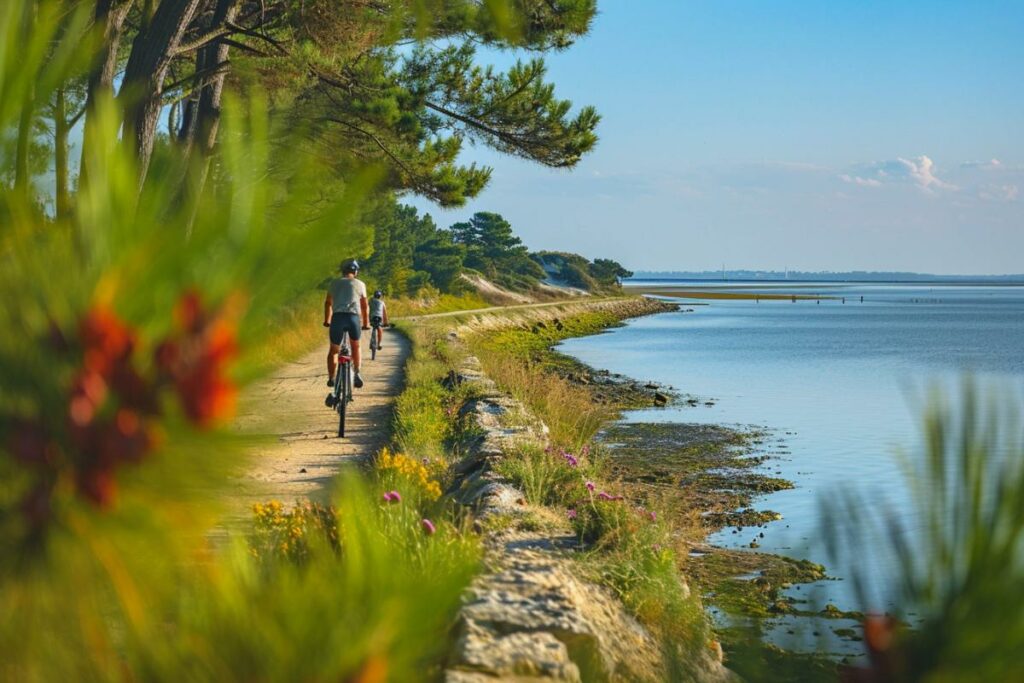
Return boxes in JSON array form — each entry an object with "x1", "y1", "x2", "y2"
[
  {"x1": 323, "y1": 294, "x2": 333, "y2": 327},
  {"x1": 360, "y1": 296, "x2": 369, "y2": 329}
]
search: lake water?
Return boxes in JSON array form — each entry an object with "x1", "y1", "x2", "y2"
[{"x1": 559, "y1": 282, "x2": 1024, "y2": 644}]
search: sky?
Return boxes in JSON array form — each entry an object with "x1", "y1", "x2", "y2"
[{"x1": 408, "y1": 1, "x2": 1024, "y2": 274}]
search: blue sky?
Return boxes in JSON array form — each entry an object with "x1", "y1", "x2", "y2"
[{"x1": 409, "y1": 1, "x2": 1024, "y2": 274}]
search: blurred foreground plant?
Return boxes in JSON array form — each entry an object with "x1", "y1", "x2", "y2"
[{"x1": 823, "y1": 383, "x2": 1024, "y2": 682}]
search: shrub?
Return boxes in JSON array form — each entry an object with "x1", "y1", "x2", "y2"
[{"x1": 495, "y1": 444, "x2": 601, "y2": 506}]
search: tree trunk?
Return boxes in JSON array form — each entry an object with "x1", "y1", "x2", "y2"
[
  {"x1": 181, "y1": 0, "x2": 237, "y2": 158},
  {"x1": 120, "y1": 0, "x2": 203, "y2": 187},
  {"x1": 54, "y1": 87, "x2": 70, "y2": 220},
  {"x1": 182, "y1": 0, "x2": 238, "y2": 236},
  {"x1": 14, "y1": 93, "x2": 34, "y2": 200},
  {"x1": 79, "y1": 0, "x2": 134, "y2": 189},
  {"x1": 14, "y1": 1, "x2": 37, "y2": 201}
]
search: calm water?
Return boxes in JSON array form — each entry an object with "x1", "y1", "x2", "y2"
[{"x1": 560, "y1": 282, "x2": 1024, "y2": 627}]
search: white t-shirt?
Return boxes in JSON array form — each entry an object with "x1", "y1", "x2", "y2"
[
  {"x1": 328, "y1": 277, "x2": 367, "y2": 314},
  {"x1": 369, "y1": 298, "x2": 386, "y2": 318}
]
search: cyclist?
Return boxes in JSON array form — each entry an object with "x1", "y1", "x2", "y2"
[
  {"x1": 368, "y1": 290, "x2": 389, "y2": 349},
  {"x1": 323, "y1": 259, "x2": 370, "y2": 389}
]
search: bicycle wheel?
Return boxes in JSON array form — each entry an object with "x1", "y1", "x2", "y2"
[
  {"x1": 337, "y1": 362, "x2": 349, "y2": 438},
  {"x1": 370, "y1": 332, "x2": 377, "y2": 360},
  {"x1": 337, "y1": 388, "x2": 346, "y2": 437}
]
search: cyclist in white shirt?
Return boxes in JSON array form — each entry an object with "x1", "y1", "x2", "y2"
[
  {"x1": 368, "y1": 290, "x2": 389, "y2": 349},
  {"x1": 323, "y1": 259, "x2": 369, "y2": 388}
]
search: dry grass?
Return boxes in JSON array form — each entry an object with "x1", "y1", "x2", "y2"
[{"x1": 476, "y1": 350, "x2": 616, "y2": 452}]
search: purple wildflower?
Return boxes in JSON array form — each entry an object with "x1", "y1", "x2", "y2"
[
  {"x1": 564, "y1": 454, "x2": 579, "y2": 468},
  {"x1": 585, "y1": 481, "x2": 596, "y2": 492},
  {"x1": 389, "y1": 490, "x2": 402, "y2": 503},
  {"x1": 421, "y1": 518, "x2": 436, "y2": 535},
  {"x1": 648, "y1": 511, "x2": 657, "y2": 521},
  {"x1": 382, "y1": 491, "x2": 394, "y2": 502},
  {"x1": 597, "y1": 491, "x2": 614, "y2": 501},
  {"x1": 567, "y1": 508, "x2": 578, "y2": 520}
]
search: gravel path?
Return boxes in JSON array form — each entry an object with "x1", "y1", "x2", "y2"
[{"x1": 229, "y1": 331, "x2": 410, "y2": 518}]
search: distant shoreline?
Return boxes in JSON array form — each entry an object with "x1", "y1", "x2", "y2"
[{"x1": 628, "y1": 276, "x2": 1024, "y2": 286}]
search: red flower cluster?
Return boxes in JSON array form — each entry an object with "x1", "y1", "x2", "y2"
[
  {"x1": 155, "y1": 291, "x2": 239, "y2": 427},
  {"x1": 5, "y1": 292, "x2": 239, "y2": 526},
  {"x1": 68, "y1": 307, "x2": 159, "y2": 506}
]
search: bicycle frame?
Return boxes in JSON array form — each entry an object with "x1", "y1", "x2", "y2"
[{"x1": 330, "y1": 333, "x2": 354, "y2": 437}]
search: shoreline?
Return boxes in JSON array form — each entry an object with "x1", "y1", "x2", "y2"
[{"x1": 526, "y1": 299, "x2": 862, "y2": 669}]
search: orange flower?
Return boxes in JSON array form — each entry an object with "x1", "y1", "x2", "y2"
[
  {"x1": 79, "y1": 307, "x2": 135, "y2": 374},
  {"x1": 174, "y1": 289, "x2": 205, "y2": 333},
  {"x1": 177, "y1": 373, "x2": 237, "y2": 427},
  {"x1": 348, "y1": 655, "x2": 388, "y2": 683},
  {"x1": 863, "y1": 614, "x2": 897, "y2": 654}
]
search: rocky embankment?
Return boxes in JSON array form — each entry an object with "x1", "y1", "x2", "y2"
[{"x1": 438, "y1": 321, "x2": 731, "y2": 681}]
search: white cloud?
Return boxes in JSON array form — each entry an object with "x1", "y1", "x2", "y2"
[
  {"x1": 961, "y1": 158, "x2": 1003, "y2": 170},
  {"x1": 840, "y1": 155, "x2": 957, "y2": 193},
  {"x1": 978, "y1": 184, "x2": 1019, "y2": 202},
  {"x1": 839, "y1": 174, "x2": 882, "y2": 188}
]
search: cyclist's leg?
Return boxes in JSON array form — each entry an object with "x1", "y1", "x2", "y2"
[
  {"x1": 342, "y1": 313, "x2": 364, "y2": 387},
  {"x1": 326, "y1": 317, "x2": 345, "y2": 385},
  {"x1": 327, "y1": 344, "x2": 341, "y2": 385}
]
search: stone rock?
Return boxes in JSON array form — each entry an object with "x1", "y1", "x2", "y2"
[
  {"x1": 654, "y1": 392, "x2": 669, "y2": 406},
  {"x1": 450, "y1": 541, "x2": 663, "y2": 682},
  {"x1": 452, "y1": 619, "x2": 581, "y2": 681}
]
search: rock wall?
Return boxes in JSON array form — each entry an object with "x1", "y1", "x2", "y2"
[{"x1": 443, "y1": 355, "x2": 664, "y2": 682}]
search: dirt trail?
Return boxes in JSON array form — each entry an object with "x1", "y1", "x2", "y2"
[
  {"x1": 228, "y1": 298, "x2": 619, "y2": 519},
  {"x1": 229, "y1": 332, "x2": 410, "y2": 518}
]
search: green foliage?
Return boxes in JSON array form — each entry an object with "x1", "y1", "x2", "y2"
[
  {"x1": 821, "y1": 384, "x2": 1024, "y2": 681},
  {"x1": 366, "y1": 200, "x2": 471, "y2": 296},
  {"x1": 534, "y1": 251, "x2": 633, "y2": 290},
  {"x1": 494, "y1": 443, "x2": 601, "y2": 506},
  {"x1": 451, "y1": 211, "x2": 546, "y2": 288},
  {"x1": 572, "y1": 493, "x2": 712, "y2": 677},
  {"x1": 391, "y1": 324, "x2": 464, "y2": 459}
]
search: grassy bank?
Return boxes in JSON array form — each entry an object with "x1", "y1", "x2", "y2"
[
  {"x1": 447, "y1": 298, "x2": 727, "y2": 676},
  {"x1": 452, "y1": 297, "x2": 845, "y2": 679}
]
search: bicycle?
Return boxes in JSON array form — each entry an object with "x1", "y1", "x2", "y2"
[
  {"x1": 325, "y1": 333, "x2": 353, "y2": 438},
  {"x1": 368, "y1": 316, "x2": 383, "y2": 360}
]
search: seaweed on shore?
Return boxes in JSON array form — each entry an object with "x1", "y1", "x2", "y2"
[{"x1": 598, "y1": 421, "x2": 790, "y2": 531}]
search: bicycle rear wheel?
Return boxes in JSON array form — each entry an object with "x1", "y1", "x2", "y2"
[
  {"x1": 337, "y1": 390, "x2": 346, "y2": 437},
  {"x1": 370, "y1": 332, "x2": 377, "y2": 360},
  {"x1": 337, "y1": 362, "x2": 350, "y2": 438}
]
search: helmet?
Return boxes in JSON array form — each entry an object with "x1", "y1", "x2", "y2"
[
  {"x1": 373, "y1": 290, "x2": 383, "y2": 298},
  {"x1": 341, "y1": 259, "x2": 360, "y2": 274}
]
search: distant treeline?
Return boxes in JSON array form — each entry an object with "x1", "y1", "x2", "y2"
[
  {"x1": 365, "y1": 202, "x2": 632, "y2": 297},
  {"x1": 633, "y1": 270, "x2": 1024, "y2": 283}
]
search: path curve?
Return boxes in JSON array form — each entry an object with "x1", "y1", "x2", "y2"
[{"x1": 231, "y1": 331, "x2": 410, "y2": 516}]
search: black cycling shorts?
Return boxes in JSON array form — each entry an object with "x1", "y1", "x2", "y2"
[{"x1": 329, "y1": 312, "x2": 362, "y2": 345}]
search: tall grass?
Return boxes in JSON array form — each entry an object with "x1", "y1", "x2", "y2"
[
  {"x1": 0, "y1": 474, "x2": 479, "y2": 681},
  {"x1": 477, "y1": 349, "x2": 615, "y2": 451},
  {"x1": 821, "y1": 382, "x2": 1024, "y2": 681}
]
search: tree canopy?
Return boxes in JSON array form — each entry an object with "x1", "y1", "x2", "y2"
[{"x1": 4, "y1": 0, "x2": 600, "y2": 218}]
